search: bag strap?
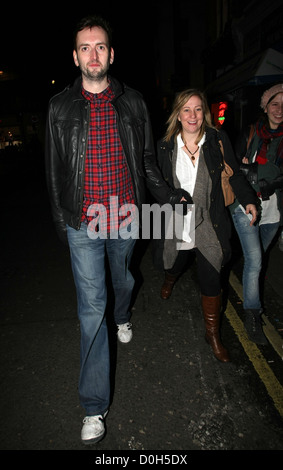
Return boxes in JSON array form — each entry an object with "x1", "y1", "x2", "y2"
[
  {"x1": 219, "y1": 138, "x2": 234, "y2": 176},
  {"x1": 219, "y1": 139, "x2": 224, "y2": 157},
  {"x1": 246, "y1": 124, "x2": 255, "y2": 151}
]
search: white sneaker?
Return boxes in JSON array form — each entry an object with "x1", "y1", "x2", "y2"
[
  {"x1": 117, "y1": 322, "x2": 133, "y2": 343},
  {"x1": 81, "y1": 413, "x2": 107, "y2": 445}
]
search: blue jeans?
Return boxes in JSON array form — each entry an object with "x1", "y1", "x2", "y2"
[
  {"x1": 231, "y1": 205, "x2": 279, "y2": 310},
  {"x1": 67, "y1": 222, "x2": 137, "y2": 415}
]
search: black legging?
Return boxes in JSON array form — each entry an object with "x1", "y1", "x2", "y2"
[{"x1": 167, "y1": 248, "x2": 221, "y2": 297}]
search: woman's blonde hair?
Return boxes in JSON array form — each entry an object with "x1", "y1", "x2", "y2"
[{"x1": 164, "y1": 89, "x2": 214, "y2": 144}]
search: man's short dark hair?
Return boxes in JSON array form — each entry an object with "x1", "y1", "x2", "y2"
[{"x1": 73, "y1": 15, "x2": 113, "y2": 50}]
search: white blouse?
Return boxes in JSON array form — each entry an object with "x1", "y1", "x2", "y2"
[{"x1": 175, "y1": 133, "x2": 206, "y2": 246}]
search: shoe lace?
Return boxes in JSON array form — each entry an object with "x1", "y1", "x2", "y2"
[
  {"x1": 83, "y1": 415, "x2": 103, "y2": 425},
  {"x1": 118, "y1": 322, "x2": 132, "y2": 331}
]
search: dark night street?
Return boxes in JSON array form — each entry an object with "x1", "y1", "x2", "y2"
[
  {"x1": 0, "y1": 147, "x2": 283, "y2": 454},
  {"x1": 1, "y1": 0, "x2": 283, "y2": 461}
]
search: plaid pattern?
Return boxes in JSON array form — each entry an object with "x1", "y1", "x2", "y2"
[{"x1": 81, "y1": 84, "x2": 135, "y2": 235}]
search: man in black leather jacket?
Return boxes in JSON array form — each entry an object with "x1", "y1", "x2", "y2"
[{"x1": 45, "y1": 15, "x2": 188, "y2": 445}]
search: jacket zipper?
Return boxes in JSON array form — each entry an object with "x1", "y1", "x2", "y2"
[{"x1": 77, "y1": 100, "x2": 90, "y2": 230}]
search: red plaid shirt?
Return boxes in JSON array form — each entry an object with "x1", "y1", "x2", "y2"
[{"x1": 81, "y1": 83, "x2": 135, "y2": 235}]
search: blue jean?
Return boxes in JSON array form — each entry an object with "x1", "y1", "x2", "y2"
[
  {"x1": 231, "y1": 205, "x2": 279, "y2": 310},
  {"x1": 66, "y1": 222, "x2": 137, "y2": 415}
]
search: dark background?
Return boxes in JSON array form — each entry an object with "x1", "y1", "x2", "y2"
[
  {"x1": 1, "y1": 0, "x2": 283, "y2": 145},
  {"x1": 1, "y1": 1, "x2": 283, "y2": 451},
  {"x1": 0, "y1": 3, "x2": 162, "y2": 106}
]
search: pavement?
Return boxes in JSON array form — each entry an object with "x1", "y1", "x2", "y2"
[{"x1": 1, "y1": 149, "x2": 283, "y2": 453}]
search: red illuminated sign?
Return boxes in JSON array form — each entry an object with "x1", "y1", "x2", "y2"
[{"x1": 211, "y1": 102, "x2": 228, "y2": 126}]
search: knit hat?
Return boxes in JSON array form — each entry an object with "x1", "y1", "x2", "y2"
[{"x1": 260, "y1": 83, "x2": 283, "y2": 109}]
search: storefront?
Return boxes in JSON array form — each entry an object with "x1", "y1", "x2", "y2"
[{"x1": 206, "y1": 48, "x2": 283, "y2": 136}]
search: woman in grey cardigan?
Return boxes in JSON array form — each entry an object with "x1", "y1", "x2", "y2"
[{"x1": 153, "y1": 89, "x2": 258, "y2": 362}]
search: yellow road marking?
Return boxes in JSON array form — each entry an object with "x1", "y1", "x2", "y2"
[
  {"x1": 229, "y1": 271, "x2": 283, "y2": 360},
  {"x1": 262, "y1": 315, "x2": 283, "y2": 361},
  {"x1": 226, "y1": 271, "x2": 283, "y2": 417}
]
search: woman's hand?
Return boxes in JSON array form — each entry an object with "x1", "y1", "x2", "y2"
[{"x1": 245, "y1": 204, "x2": 257, "y2": 226}]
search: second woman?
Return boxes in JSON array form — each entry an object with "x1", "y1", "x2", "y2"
[{"x1": 153, "y1": 89, "x2": 258, "y2": 362}]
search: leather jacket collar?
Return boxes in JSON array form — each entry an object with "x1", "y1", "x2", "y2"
[{"x1": 66, "y1": 75, "x2": 125, "y2": 102}]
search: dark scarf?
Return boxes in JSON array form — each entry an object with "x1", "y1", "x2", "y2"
[{"x1": 255, "y1": 121, "x2": 283, "y2": 165}]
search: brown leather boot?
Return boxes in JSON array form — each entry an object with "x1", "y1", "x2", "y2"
[
  {"x1": 201, "y1": 294, "x2": 230, "y2": 362},
  {"x1": 160, "y1": 272, "x2": 179, "y2": 299}
]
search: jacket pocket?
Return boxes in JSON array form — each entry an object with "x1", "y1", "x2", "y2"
[
  {"x1": 121, "y1": 116, "x2": 145, "y2": 145},
  {"x1": 54, "y1": 118, "x2": 81, "y2": 156},
  {"x1": 122, "y1": 116, "x2": 145, "y2": 127}
]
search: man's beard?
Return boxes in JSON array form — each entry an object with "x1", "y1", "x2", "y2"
[{"x1": 80, "y1": 58, "x2": 110, "y2": 83}]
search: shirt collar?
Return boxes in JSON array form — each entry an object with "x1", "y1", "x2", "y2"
[{"x1": 81, "y1": 80, "x2": 114, "y2": 102}]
